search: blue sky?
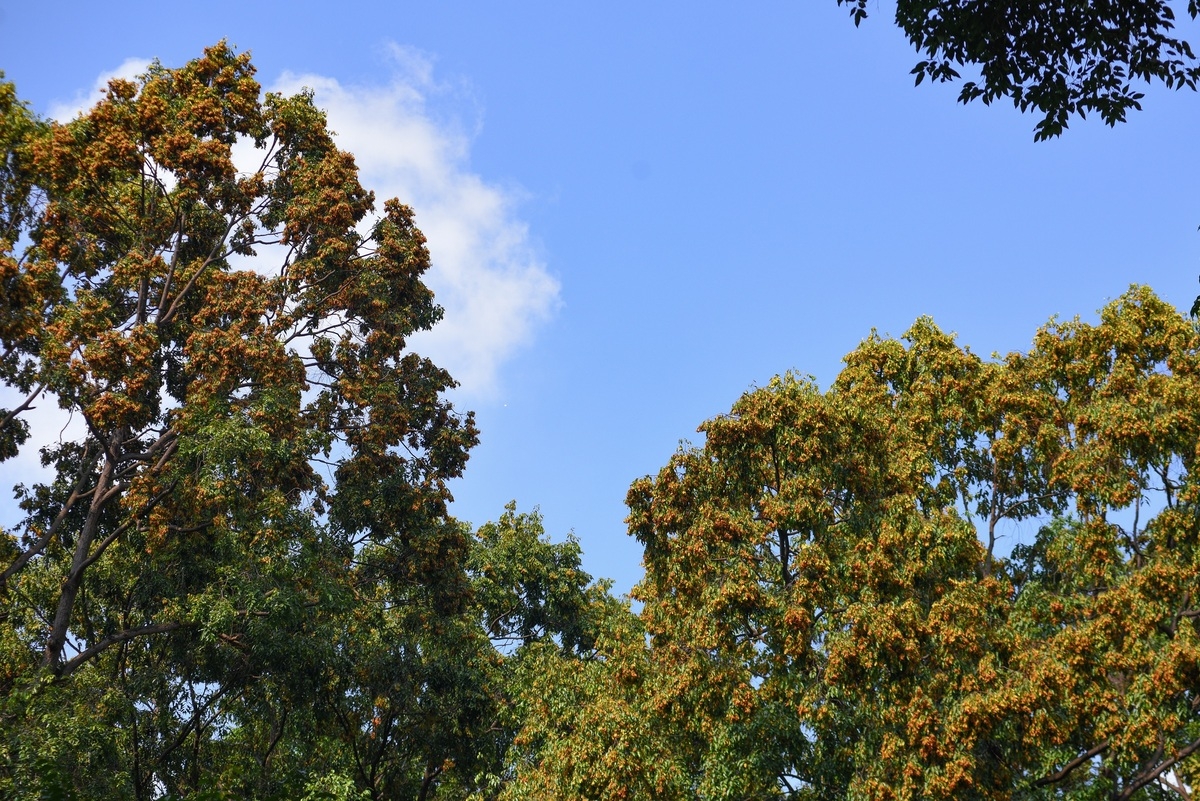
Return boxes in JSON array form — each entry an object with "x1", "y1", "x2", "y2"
[{"x1": 3, "y1": 1, "x2": 1199, "y2": 594}]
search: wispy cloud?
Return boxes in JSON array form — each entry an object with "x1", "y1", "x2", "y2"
[
  {"x1": 272, "y1": 45, "x2": 560, "y2": 397},
  {"x1": 47, "y1": 57, "x2": 150, "y2": 121}
]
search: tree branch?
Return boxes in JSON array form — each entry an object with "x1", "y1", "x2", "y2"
[
  {"x1": 1, "y1": 446, "x2": 96, "y2": 588},
  {"x1": 57, "y1": 621, "x2": 185, "y2": 677},
  {"x1": 78, "y1": 479, "x2": 178, "y2": 573},
  {"x1": 1117, "y1": 736, "x2": 1200, "y2": 801},
  {"x1": 1033, "y1": 741, "x2": 1109, "y2": 787},
  {"x1": 0, "y1": 380, "x2": 46, "y2": 432}
]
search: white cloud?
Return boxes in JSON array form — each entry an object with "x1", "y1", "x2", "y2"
[
  {"x1": 272, "y1": 45, "x2": 560, "y2": 396},
  {"x1": 47, "y1": 57, "x2": 150, "y2": 121}
]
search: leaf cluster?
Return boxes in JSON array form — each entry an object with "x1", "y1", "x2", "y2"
[{"x1": 839, "y1": 0, "x2": 1200, "y2": 139}]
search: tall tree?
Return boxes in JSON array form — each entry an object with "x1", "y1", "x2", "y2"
[
  {"x1": 0, "y1": 43, "x2": 480, "y2": 799},
  {"x1": 509, "y1": 286, "x2": 1200, "y2": 800}
]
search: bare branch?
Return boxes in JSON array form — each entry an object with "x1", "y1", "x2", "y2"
[
  {"x1": 0, "y1": 381, "x2": 46, "y2": 432},
  {"x1": 1, "y1": 445, "x2": 97, "y2": 588}
]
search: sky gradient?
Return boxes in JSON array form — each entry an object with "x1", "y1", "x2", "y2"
[{"x1": 3, "y1": 1, "x2": 1199, "y2": 594}]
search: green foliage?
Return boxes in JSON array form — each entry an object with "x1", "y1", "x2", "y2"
[
  {"x1": 0, "y1": 46, "x2": 615, "y2": 800},
  {"x1": 470, "y1": 502, "x2": 605, "y2": 654},
  {"x1": 6, "y1": 37, "x2": 1197, "y2": 801},
  {"x1": 302, "y1": 773, "x2": 373, "y2": 801},
  {"x1": 0, "y1": 43, "x2": 503, "y2": 800},
  {"x1": 503, "y1": 596, "x2": 696, "y2": 801}
]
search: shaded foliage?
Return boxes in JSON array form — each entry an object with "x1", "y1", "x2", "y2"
[{"x1": 842, "y1": 0, "x2": 1200, "y2": 140}]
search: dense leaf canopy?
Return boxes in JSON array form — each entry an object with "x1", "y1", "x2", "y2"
[
  {"x1": 0, "y1": 43, "x2": 525, "y2": 799},
  {"x1": 509, "y1": 287, "x2": 1200, "y2": 800},
  {"x1": 3, "y1": 38, "x2": 1199, "y2": 801}
]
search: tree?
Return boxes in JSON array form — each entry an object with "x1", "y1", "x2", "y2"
[
  {"x1": 281, "y1": 503, "x2": 605, "y2": 801},
  {"x1": 840, "y1": 0, "x2": 1200, "y2": 141},
  {"x1": 510, "y1": 286, "x2": 1200, "y2": 799},
  {"x1": 465, "y1": 503, "x2": 612, "y2": 796},
  {"x1": 0, "y1": 43, "x2": 482, "y2": 799},
  {"x1": 502, "y1": 592, "x2": 697, "y2": 801}
]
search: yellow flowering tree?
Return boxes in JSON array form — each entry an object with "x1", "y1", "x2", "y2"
[{"x1": 510, "y1": 286, "x2": 1200, "y2": 800}]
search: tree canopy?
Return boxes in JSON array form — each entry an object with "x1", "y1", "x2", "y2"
[
  {"x1": 3, "y1": 39, "x2": 1199, "y2": 801},
  {"x1": 0, "y1": 44, "x2": 608, "y2": 800},
  {"x1": 508, "y1": 286, "x2": 1200, "y2": 799}
]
